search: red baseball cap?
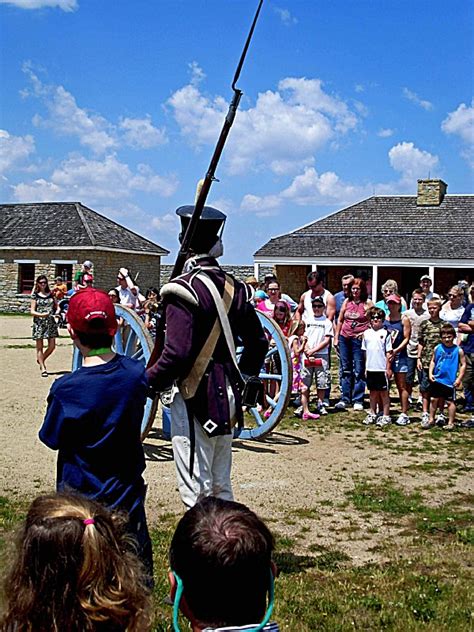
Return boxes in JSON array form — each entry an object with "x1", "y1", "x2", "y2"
[
  {"x1": 386, "y1": 294, "x2": 401, "y2": 304},
  {"x1": 67, "y1": 288, "x2": 117, "y2": 336}
]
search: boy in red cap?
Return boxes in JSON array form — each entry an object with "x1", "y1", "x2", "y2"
[{"x1": 39, "y1": 288, "x2": 153, "y2": 583}]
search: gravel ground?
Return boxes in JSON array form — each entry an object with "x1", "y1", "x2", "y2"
[{"x1": 1, "y1": 315, "x2": 472, "y2": 565}]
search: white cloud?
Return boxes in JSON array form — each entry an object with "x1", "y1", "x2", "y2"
[
  {"x1": 23, "y1": 64, "x2": 117, "y2": 154},
  {"x1": 240, "y1": 141, "x2": 439, "y2": 215},
  {"x1": 168, "y1": 76, "x2": 358, "y2": 175},
  {"x1": 188, "y1": 61, "x2": 206, "y2": 86},
  {"x1": 441, "y1": 100, "x2": 474, "y2": 167},
  {"x1": 388, "y1": 141, "x2": 439, "y2": 182},
  {"x1": 441, "y1": 99, "x2": 474, "y2": 144},
  {"x1": 119, "y1": 116, "x2": 167, "y2": 149},
  {"x1": 0, "y1": 129, "x2": 35, "y2": 173},
  {"x1": 0, "y1": 0, "x2": 77, "y2": 10},
  {"x1": 274, "y1": 6, "x2": 297, "y2": 26},
  {"x1": 22, "y1": 64, "x2": 167, "y2": 154},
  {"x1": 12, "y1": 154, "x2": 178, "y2": 202},
  {"x1": 151, "y1": 213, "x2": 178, "y2": 234},
  {"x1": 378, "y1": 128, "x2": 394, "y2": 138},
  {"x1": 402, "y1": 87, "x2": 433, "y2": 111}
]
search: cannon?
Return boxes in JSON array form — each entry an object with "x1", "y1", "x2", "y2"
[{"x1": 73, "y1": 305, "x2": 292, "y2": 441}]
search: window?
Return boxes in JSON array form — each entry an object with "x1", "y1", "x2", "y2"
[
  {"x1": 55, "y1": 263, "x2": 73, "y2": 289},
  {"x1": 18, "y1": 263, "x2": 35, "y2": 294}
]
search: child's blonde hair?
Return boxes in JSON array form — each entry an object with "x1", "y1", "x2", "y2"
[
  {"x1": 289, "y1": 319, "x2": 305, "y2": 337},
  {"x1": 1, "y1": 493, "x2": 152, "y2": 632}
]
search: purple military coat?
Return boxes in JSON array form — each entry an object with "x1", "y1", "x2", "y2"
[{"x1": 146, "y1": 256, "x2": 268, "y2": 436}]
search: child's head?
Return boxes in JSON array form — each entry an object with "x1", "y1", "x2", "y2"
[
  {"x1": 427, "y1": 297, "x2": 442, "y2": 319},
  {"x1": 169, "y1": 497, "x2": 275, "y2": 630},
  {"x1": 289, "y1": 319, "x2": 305, "y2": 337},
  {"x1": 67, "y1": 288, "x2": 117, "y2": 349},
  {"x1": 367, "y1": 307, "x2": 385, "y2": 329},
  {"x1": 440, "y1": 323, "x2": 456, "y2": 346},
  {"x1": 411, "y1": 288, "x2": 425, "y2": 310},
  {"x1": 1, "y1": 493, "x2": 151, "y2": 632},
  {"x1": 273, "y1": 300, "x2": 290, "y2": 324},
  {"x1": 55, "y1": 276, "x2": 63, "y2": 285},
  {"x1": 311, "y1": 296, "x2": 326, "y2": 316}
]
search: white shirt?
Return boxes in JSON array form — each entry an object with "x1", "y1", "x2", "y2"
[
  {"x1": 305, "y1": 315, "x2": 333, "y2": 356},
  {"x1": 362, "y1": 327, "x2": 392, "y2": 371},
  {"x1": 116, "y1": 285, "x2": 139, "y2": 309}
]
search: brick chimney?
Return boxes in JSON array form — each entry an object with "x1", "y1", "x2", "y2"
[{"x1": 417, "y1": 179, "x2": 448, "y2": 206}]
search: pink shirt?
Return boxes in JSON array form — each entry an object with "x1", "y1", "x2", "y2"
[{"x1": 341, "y1": 301, "x2": 370, "y2": 338}]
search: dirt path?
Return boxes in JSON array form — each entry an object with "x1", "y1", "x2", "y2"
[{"x1": 1, "y1": 315, "x2": 472, "y2": 565}]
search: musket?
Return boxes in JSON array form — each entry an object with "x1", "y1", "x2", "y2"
[{"x1": 147, "y1": 0, "x2": 264, "y2": 370}]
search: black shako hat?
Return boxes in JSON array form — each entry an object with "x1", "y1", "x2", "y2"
[{"x1": 176, "y1": 205, "x2": 226, "y2": 253}]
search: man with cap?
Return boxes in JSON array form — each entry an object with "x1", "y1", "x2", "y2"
[
  {"x1": 419, "y1": 275, "x2": 439, "y2": 305},
  {"x1": 147, "y1": 205, "x2": 268, "y2": 508},
  {"x1": 39, "y1": 287, "x2": 153, "y2": 581}
]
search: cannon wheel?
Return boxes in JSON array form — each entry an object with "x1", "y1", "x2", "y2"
[
  {"x1": 234, "y1": 311, "x2": 292, "y2": 440},
  {"x1": 72, "y1": 304, "x2": 159, "y2": 441}
]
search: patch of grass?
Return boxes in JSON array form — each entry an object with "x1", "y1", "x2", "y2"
[
  {"x1": 347, "y1": 479, "x2": 474, "y2": 541},
  {"x1": 348, "y1": 479, "x2": 424, "y2": 515},
  {"x1": 5, "y1": 344, "x2": 36, "y2": 349},
  {"x1": 291, "y1": 507, "x2": 319, "y2": 520}
]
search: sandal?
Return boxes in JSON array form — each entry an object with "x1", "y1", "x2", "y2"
[
  {"x1": 442, "y1": 423, "x2": 455, "y2": 431},
  {"x1": 302, "y1": 411, "x2": 320, "y2": 420},
  {"x1": 41, "y1": 370, "x2": 48, "y2": 377}
]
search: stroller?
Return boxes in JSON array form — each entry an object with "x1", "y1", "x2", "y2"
[{"x1": 57, "y1": 296, "x2": 70, "y2": 328}]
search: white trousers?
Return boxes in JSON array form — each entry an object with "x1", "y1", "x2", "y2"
[{"x1": 170, "y1": 391, "x2": 234, "y2": 508}]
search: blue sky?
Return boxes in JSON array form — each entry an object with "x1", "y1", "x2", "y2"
[{"x1": 1, "y1": 0, "x2": 473, "y2": 263}]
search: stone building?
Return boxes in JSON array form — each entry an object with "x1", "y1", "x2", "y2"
[
  {"x1": 0, "y1": 202, "x2": 169, "y2": 313},
  {"x1": 254, "y1": 180, "x2": 474, "y2": 302}
]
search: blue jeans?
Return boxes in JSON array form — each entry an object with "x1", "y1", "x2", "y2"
[{"x1": 339, "y1": 335, "x2": 366, "y2": 404}]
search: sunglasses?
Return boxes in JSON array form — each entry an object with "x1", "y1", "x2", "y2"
[
  {"x1": 447, "y1": 294, "x2": 459, "y2": 298},
  {"x1": 371, "y1": 316, "x2": 383, "y2": 320},
  {"x1": 274, "y1": 307, "x2": 286, "y2": 312},
  {"x1": 38, "y1": 281, "x2": 47, "y2": 284}
]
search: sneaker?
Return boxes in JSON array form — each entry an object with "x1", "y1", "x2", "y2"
[
  {"x1": 376, "y1": 415, "x2": 391, "y2": 427},
  {"x1": 421, "y1": 415, "x2": 435, "y2": 429},
  {"x1": 421, "y1": 412, "x2": 430, "y2": 425},
  {"x1": 335, "y1": 401, "x2": 347, "y2": 410},
  {"x1": 395, "y1": 413, "x2": 411, "y2": 426},
  {"x1": 294, "y1": 405, "x2": 303, "y2": 418},
  {"x1": 416, "y1": 396, "x2": 423, "y2": 409},
  {"x1": 435, "y1": 413, "x2": 447, "y2": 427},
  {"x1": 442, "y1": 423, "x2": 455, "y2": 431},
  {"x1": 302, "y1": 411, "x2": 320, "y2": 420},
  {"x1": 460, "y1": 417, "x2": 474, "y2": 429},
  {"x1": 353, "y1": 402, "x2": 364, "y2": 411},
  {"x1": 363, "y1": 413, "x2": 377, "y2": 425},
  {"x1": 318, "y1": 404, "x2": 328, "y2": 416}
]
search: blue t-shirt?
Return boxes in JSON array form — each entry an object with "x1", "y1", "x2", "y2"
[
  {"x1": 432, "y1": 343, "x2": 460, "y2": 387},
  {"x1": 39, "y1": 355, "x2": 148, "y2": 513},
  {"x1": 460, "y1": 303, "x2": 474, "y2": 354},
  {"x1": 334, "y1": 290, "x2": 346, "y2": 321}
]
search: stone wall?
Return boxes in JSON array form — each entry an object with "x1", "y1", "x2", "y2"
[{"x1": 0, "y1": 249, "x2": 162, "y2": 313}]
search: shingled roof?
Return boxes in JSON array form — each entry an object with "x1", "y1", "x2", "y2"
[
  {"x1": 254, "y1": 195, "x2": 474, "y2": 260},
  {"x1": 0, "y1": 202, "x2": 169, "y2": 255}
]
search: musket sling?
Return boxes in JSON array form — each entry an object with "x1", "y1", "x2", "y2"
[{"x1": 179, "y1": 273, "x2": 235, "y2": 400}]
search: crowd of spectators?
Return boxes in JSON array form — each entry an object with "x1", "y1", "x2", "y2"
[{"x1": 253, "y1": 271, "x2": 474, "y2": 429}]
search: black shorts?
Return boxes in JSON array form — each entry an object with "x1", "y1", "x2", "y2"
[
  {"x1": 429, "y1": 381, "x2": 455, "y2": 401},
  {"x1": 366, "y1": 371, "x2": 389, "y2": 392}
]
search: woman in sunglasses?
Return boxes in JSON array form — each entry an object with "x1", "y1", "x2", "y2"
[
  {"x1": 440, "y1": 286, "x2": 465, "y2": 337},
  {"x1": 31, "y1": 275, "x2": 59, "y2": 377}
]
